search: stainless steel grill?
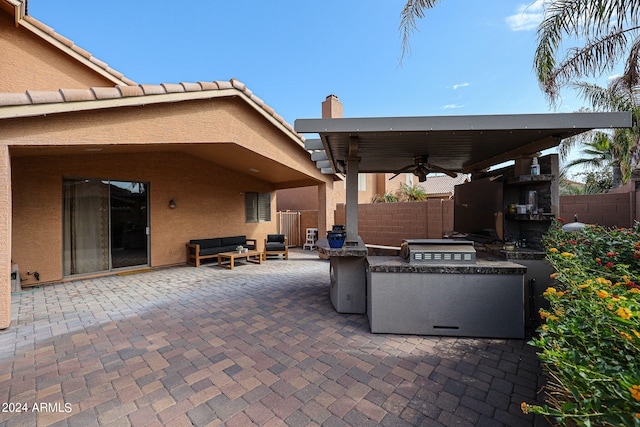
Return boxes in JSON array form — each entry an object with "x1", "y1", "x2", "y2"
[{"x1": 404, "y1": 239, "x2": 476, "y2": 264}]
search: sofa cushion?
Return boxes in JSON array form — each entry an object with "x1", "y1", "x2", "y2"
[
  {"x1": 221, "y1": 236, "x2": 246, "y2": 247},
  {"x1": 266, "y1": 242, "x2": 286, "y2": 251},
  {"x1": 190, "y1": 238, "x2": 222, "y2": 249},
  {"x1": 199, "y1": 247, "x2": 225, "y2": 256},
  {"x1": 267, "y1": 234, "x2": 285, "y2": 243}
]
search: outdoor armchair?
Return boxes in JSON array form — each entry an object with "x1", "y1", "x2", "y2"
[{"x1": 264, "y1": 234, "x2": 288, "y2": 259}]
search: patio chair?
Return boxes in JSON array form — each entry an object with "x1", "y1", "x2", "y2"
[{"x1": 264, "y1": 234, "x2": 288, "y2": 260}]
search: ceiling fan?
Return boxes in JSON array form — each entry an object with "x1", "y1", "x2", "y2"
[{"x1": 389, "y1": 155, "x2": 457, "y2": 182}]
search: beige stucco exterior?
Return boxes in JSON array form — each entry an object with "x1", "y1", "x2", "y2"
[{"x1": 0, "y1": 1, "x2": 333, "y2": 329}]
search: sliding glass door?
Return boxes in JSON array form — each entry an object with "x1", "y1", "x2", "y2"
[{"x1": 63, "y1": 178, "x2": 149, "y2": 276}]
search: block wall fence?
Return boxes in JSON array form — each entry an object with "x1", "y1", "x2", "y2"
[{"x1": 285, "y1": 191, "x2": 640, "y2": 248}]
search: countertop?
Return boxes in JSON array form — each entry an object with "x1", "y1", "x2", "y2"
[
  {"x1": 483, "y1": 245, "x2": 546, "y2": 261},
  {"x1": 316, "y1": 237, "x2": 368, "y2": 257},
  {"x1": 366, "y1": 254, "x2": 527, "y2": 275}
]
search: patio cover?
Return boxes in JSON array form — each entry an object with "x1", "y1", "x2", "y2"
[
  {"x1": 294, "y1": 111, "x2": 632, "y2": 244},
  {"x1": 295, "y1": 112, "x2": 632, "y2": 175}
]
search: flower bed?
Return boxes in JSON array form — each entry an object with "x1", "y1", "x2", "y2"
[{"x1": 522, "y1": 219, "x2": 640, "y2": 425}]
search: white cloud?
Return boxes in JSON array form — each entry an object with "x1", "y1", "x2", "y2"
[
  {"x1": 506, "y1": 0, "x2": 545, "y2": 31},
  {"x1": 443, "y1": 104, "x2": 464, "y2": 110},
  {"x1": 452, "y1": 82, "x2": 470, "y2": 90},
  {"x1": 608, "y1": 74, "x2": 622, "y2": 81}
]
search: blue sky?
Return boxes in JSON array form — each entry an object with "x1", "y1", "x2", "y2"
[{"x1": 28, "y1": 0, "x2": 604, "y2": 124}]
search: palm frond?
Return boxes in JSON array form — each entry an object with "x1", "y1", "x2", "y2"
[
  {"x1": 399, "y1": 0, "x2": 441, "y2": 63},
  {"x1": 540, "y1": 28, "x2": 633, "y2": 100},
  {"x1": 534, "y1": 0, "x2": 640, "y2": 101}
]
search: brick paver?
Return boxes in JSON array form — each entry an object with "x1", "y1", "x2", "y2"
[{"x1": 1, "y1": 249, "x2": 548, "y2": 426}]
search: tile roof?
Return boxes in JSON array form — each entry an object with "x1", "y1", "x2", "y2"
[
  {"x1": 421, "y1": 173, "x2": 469, "y2": 198},
  {"x1": 0, "y1": 79, "x2": 303, "y2": 143}
]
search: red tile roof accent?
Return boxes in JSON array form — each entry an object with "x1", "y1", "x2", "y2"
[
  {"x1": 26, "y1": 90, "x2": 63, "y2": 104},
  {"x1": 0, "y1": 80, "x2": 302, "y2": 140},
  {"x1": 0, "y1": 92, "x2": 30, "y2": 106},
  {"x1": 59, "y1": 88, "x2": 95, "y2": 102},
  {"x1": 117, "y1": 85, "x2": 144, "y2": 97},
  {"x1": 180, "y1": 82, "x2": 201, "y2": 92},
  {"x1": 161, "y1": 83, "x2": 185, "y2": 94},
  {"x1": 90, "y1": 87, "x2": 121, "y2": 100}
]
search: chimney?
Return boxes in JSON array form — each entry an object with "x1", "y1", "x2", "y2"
[{"x1": 322, "y1": 94, "x2": 343, "y2": 119}]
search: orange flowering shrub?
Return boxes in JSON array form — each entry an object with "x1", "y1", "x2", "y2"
[{"x1": 522, "y1": 220, "x2": 640, "y2": 425}]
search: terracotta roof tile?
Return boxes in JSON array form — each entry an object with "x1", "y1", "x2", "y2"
[
  {"x1": 91, "y1": 87, "x2": 121, "y2": 100},
  {"x1": 0, "y1": 92, "x2": 31, "y2": 106},
  {"x1": 23, "y1": 15, "x2": 53, "y2": 35},
  {"x1": 55, "y1": 34, "x2": 74, "y2": 49},
  {"x1": 139, "y1": 84, "x2": 165, "y2": 95},
  {"x1": 180, "y1": 82, "x2": 202, "y2": 92},
  {"x1": 0, "y1": 79, "x2": 304, "y2": 143},
  {"x1": 106, "y1": 67, "x2": 124, "y2": 80},
  {"x1": 26, "y1": 90, "x2": 64, "y2": 104},
  {"x1": 59, "y1": 88, "x2": 95, "y2": 102},
  {"x1": 117, "y1": 85, "x2": 144, "y2": 97},
  {"x1": 198, "y1": 81, "x2": 219, "y2": 90},
  {"x1": 422, "y1": 173, "x2": 469, "y2": 197},
  {"x1": 88, "y1": 56, "x2": 108, "y2": 70},
  {"x1": 69, "y1": 44, "x2": 91, "y2": 58},
  {"x1": 230, "y1": 78, "x2": 244, "y2": 89},
  {"x1": 248, "y1": 93, "x2": 265, "y2": 108},
  {"x1": 161, "y1": 83, "x2": 185, "y2": 94},
  {"x1": 215, "y1": 81, "x2": 233, "y2": 90}
]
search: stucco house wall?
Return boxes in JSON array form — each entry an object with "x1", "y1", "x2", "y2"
[
  {"x1": 12, "y1": 151, "x2": 281, "y2": 285},
  {"x1": 6, "y1": 95, "x2": 326, "y2": 285}
]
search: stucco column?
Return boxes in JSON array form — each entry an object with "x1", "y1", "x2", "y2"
[
  {"x1": 345, "y1": 137, "x2": 360, "y2": 245},
  {"x1": 345, "y1": 156, "x2": 360, "y2": 244},
  {"x1": 317, "y1": 180, "x2": 334, "y2": 236},
  {"x1": 0, "y1": 144, "x2": 11, "y2": 329}
]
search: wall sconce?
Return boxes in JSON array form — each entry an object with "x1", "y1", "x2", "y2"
[{"x1": 169, "y1": 198, "x2": 177, "y2": 209}]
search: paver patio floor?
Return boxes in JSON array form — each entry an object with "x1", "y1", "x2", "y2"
[{"x1": 0, "y1": 249, "x2": 548, "y2": 426}]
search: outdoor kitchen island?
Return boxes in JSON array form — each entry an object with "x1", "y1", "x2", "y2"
[
  {"x1": 317, "y1": 238, "x2": 528, "y2": 339},
  {"x1": 366, "y1": 251, "x2": 527, "y2": 339}
]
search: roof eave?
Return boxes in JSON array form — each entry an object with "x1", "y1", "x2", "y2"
[{"x1": 0, "y1": 86, "x2": 306, "y2": 151}]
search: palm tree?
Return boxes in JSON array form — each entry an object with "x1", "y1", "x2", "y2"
[
  {"x1": 564, "y1": 129, "x2": 632, "y2": 187},
  {"x1": 559, "y1": 76, "x2": 640, "y2": 187},
  {"x1": 534, "y1": 0, "x2": 640, "y2": 102}
]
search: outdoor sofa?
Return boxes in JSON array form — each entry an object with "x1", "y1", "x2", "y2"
[{"x1": 186, "y1": 235, "x2": 256, "y2": 267}]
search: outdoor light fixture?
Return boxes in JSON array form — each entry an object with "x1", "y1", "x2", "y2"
[{"x1": 169, "y1": 198, "x2": 176, "y2": 209}]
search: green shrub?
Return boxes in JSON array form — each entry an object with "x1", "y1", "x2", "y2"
[{"x1": 522, "y1": 220, "x2": 640, "y2": 426}]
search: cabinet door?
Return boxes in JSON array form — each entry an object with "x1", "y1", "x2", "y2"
[{"x1": 454, "y1": 178, "x2": 503, "y2": 238}]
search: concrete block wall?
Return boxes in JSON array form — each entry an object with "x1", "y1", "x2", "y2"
[
  {"x1": 559, "y1": 192, "x2": 636, "y2": 228},
  {"x1": 349, "y1": 200, "x2": 454, "y2": 247}
]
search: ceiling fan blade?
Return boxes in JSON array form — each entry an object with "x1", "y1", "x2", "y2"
[
  {"x1": 388, "y1": 164, "x2": 414, "y2": 180},
  {"x1": 426, "y1": 163, "x2": 458, "y2": 178}
]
